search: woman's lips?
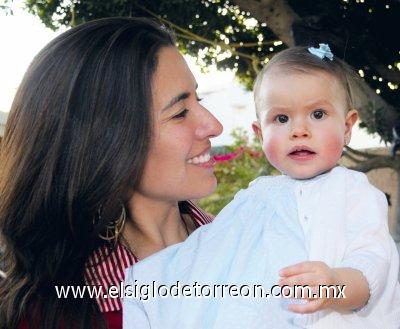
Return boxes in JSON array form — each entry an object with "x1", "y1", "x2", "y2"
[
  {"x1": 187, "y1": 150, "x2": 216, "y2": 168},
  {"x1": 197, "y1": 157, "x2": 216, "y2": 168},
  {"x1": 187, "y1": 150, "x2": 211, "y2": 164}
]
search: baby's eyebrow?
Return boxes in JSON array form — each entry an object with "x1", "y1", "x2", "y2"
[
  {"x1": 265, "y1": 106, "x2": 291, "y2": 114},
  {"x1": 305, "y1": 99, "x2": 334, "y2": 108}
]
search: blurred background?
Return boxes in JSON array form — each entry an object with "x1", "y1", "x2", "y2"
[{"x1": 0, "y1": 0, "x2": 399, "y2": 237}]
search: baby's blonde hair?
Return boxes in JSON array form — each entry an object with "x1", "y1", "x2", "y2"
[{"x1": 253, "y1": 46, "x2": 361, "y2": 118}]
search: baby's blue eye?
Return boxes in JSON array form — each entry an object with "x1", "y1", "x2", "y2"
[
  {"x1": 275, "y1": 114, "x2": 289, "y2": 124},
  {"x1": 311, "y1": 109, "x2": 326, "y2": 120}
]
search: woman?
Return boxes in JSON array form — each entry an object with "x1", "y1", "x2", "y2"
[{"x1": 0, "y1": 17, "x2": 222, "y2": 329}]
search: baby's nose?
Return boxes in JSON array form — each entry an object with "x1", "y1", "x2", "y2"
[{"x1": 290, "y1": 123, "x2": 310, "y2": 139}]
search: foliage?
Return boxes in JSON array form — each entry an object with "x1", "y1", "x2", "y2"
[
  {"x1": 198, "y1": 129, "x2": 276, "y2": 215},
  {"x1": 21, "y1": 0, "x2": 279, "y2": 89},
  {"x1": 0, "y1": 0, "x2": 13, "y2": 15},
  {"x1": 16, "y1": 0, "x2": 400, "y2": 142},
  {"x1": 287, "y1": 0, "x2": 399, "y2": 142}
]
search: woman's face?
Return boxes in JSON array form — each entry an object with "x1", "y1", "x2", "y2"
[{"x1": 137, "y1": 47, "x2": 223, "y2": 202}]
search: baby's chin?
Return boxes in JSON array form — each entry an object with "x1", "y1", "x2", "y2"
[{"x1": 283, "y1": 167, "x2": 335, "y2": 180}]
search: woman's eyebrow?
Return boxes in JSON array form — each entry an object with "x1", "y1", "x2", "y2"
[
  {"x1": 162, "y1": 84, "x2": 198, "y2": 112},
  {"x1": 162, "y1": 92, "x2": 190, "y2": 112}
]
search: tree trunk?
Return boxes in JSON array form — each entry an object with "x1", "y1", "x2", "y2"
[
  {"x1": 354, "y1": 81, "x2": 398, "y2": 141},
  {"x1": 395, "y1": 169, "x2": 400, "y2": 242},
  {"x1": 232, "y1": 0, "x2": 399, "y2": 140},
  {"x1": 231, "y1": 0, "x2": 298, "y2": 46},
  {"x1": 230, "y1": 0, "x2": 400, "y2": 242}
]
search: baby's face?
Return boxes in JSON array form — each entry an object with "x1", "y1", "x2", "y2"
[{"x1": 253, "y1": 70, "x2": 358, "y2": 180}]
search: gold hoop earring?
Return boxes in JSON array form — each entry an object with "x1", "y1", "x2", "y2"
[{"x1": 98, "y1": 203, "x2": 127, "y2": 242}]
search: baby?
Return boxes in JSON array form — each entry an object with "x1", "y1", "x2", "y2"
[{"x1": 124, "y1": 45, "x2": 400, "y2": 328}]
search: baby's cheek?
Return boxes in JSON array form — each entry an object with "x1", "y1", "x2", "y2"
[
  {"x1": 262, "y1": 135, "x2": 281, "y2": 168},
  {"x1": 323, "y1": 133, "x2": 344, "y2": 164}
]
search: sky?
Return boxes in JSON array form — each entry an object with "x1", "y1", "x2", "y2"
[{"x1": 0, "y1": 1, "x2": 386, "y2": 149}]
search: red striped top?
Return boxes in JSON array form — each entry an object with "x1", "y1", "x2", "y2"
[{"x1": 84, "y1": 200, "x2": 213, "y2": 314}]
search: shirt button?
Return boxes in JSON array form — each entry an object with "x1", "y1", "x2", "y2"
[
  {"x1": 304, "y1": 216, "x2": 308, "y2": 221},
  {"x1": 299, "y1": 189, "x2": 303, "y2": 196}
]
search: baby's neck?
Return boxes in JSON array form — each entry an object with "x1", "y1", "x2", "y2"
[{"x1": 288, "y1": 166, "x2": 336, "y2": 181}]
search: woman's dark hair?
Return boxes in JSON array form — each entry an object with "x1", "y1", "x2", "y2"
[{"x1": 0, "y1": 17, "x2": 175, "y2": 329}]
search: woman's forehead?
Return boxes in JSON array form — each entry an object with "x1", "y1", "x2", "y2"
[{"x1": 152, "y1": 47, "x2": 197, "y2": 112}]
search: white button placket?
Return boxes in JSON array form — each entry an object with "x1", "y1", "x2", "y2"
[
  {"x1": 296, "y1": 183, "x2": 304, "y2": 230},
  {"x1": 296, "y1": 181, "x2": 311, "y2": 238}
]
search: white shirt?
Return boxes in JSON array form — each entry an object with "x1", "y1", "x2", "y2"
[
  {"x1": 290, "y1": 167, "x2": 400, "y2": 328},
  {"x1": 124, "y1": 166, "x2": 400, "y2": 329}
]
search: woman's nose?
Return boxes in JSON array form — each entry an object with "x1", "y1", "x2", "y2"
[{"x1": 195, "y1": 106, "x2": 223, "y2": 139}]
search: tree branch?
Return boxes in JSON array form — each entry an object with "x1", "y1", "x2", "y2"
[
  {"x1": 348, "y1": 155, "x2": 398, "y2": 172},
  {"x1": 344, "y1": 145, "x2": 381, "y2": 159},
  {"x1": 342, "y1": 150, "x2": 363, "y2": 164},
  {"x1": 230, "y1": 40, "x2": 278, "y2": 48},
  {"x1": 365, "y1": 51, "x2": 400, "y2": 84},
  {"x1": 140, "y1": 2, "x2": 399, "y2": 141},
  {"x1": 232, "y1": 0, "x2": 299, "y2": 46},
  {"x1": 232, "y1": 0, "x2": 399, "y2": 141},
  {"x1": 354, "y1": 82, "x2": 399, "y2": 142},
  {"x1": 136, "y1": 4, "x2": 259, "y2": 62}
]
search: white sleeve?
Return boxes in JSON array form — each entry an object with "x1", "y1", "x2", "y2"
[
  {"x1": 123, "y1": 297, "x2": 151, "y2": 329},
  {"x1": 339, "y1": 176, "x2": 392, "y2": 311}
]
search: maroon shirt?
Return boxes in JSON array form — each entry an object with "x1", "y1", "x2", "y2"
[
  {"x1": 86, "y1": 200, "x2": 213, "y2": 329},
  {"x1": 19, "y1": 201, "x2": 213, "y2": 329}
]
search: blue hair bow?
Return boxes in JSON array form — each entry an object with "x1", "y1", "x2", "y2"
[{"x1": 308, "y1": 43, "x2": 334, "y2": 61}]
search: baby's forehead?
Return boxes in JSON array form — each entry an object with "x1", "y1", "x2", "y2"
[
  {"x1": 255, "y1": 69, "x2": 348, "y2": 114},
  {"x1": 263, "y1": 67, "x2": 341, "y2": 85},
  {"x1": 265, "y1": 69, "x2": 344, "y2": 95}
]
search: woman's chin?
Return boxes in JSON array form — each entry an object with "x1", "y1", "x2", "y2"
[{"x1": 186, "y1": 175, "x2": 218, "y2": 200}]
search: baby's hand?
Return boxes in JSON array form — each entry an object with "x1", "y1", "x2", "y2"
[{"x1": 279, "y1": 261, "x2": 341, "y2": 314}]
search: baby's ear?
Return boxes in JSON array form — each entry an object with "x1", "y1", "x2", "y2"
[
  {"x1": 344, "y1": 109, "x2": 358, "y2": 144},
  {"x1": 252, "y1": 121, "x2": 263, "y2": 143}
]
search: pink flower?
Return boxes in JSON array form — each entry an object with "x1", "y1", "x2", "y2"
[
  {"x1": 213, "y1": 152, "x2": 238, "y2": 162},
  {"x1": 213, "y1": 146, "x2": 245, "y2": 163},
  {"x1": 248, "y1": 150, "x2": 262, "y2": 158},
  {"x1": 213, "y1": 145, "x2": 263, "y2": 163}
]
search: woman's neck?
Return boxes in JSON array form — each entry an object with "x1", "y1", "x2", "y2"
[{"x1": 122, "y1": 192, "x2": 188, "y2": 259}]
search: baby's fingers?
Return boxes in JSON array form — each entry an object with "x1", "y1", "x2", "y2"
[
  {"x1": 278, "y1": 284, "x2": 320, "y2": 300},
  {"x1": 279, "y1": 273, "x2": 318, "y2": 287},
  {"x1": 279, "y1": 261, "x2": 319, "y2": 277},
  {"x1": 288, "y1": 299, "x2": 323, "y2": 314},
  {"x1": 280, "y1": 261, "x2": 328, "y2": 277},
  {"x1": 289, "y1": 285, "x2": 321, "y2": 300}
]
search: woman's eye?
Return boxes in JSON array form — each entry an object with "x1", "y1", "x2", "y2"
[
  {"x1": 311, "y1": 109, "x2": 326, "y2": 120},
  {"x1": 173, "y1": 109, "x2": 189, "y2": 119},
  {"x1": 196, "y1": 96, "x2": 203, "y2": 102},
  {"x1": 274, "y1": 114, "x2": 289, "y2": 124}
]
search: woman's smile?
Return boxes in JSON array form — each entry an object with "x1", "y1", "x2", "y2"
[
  {"x1": 187, "y1": 149, "x2": 211, "y2": 164},
  {"x1": 138, "y1": 47, "x2": 222, "y2": 201}
]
